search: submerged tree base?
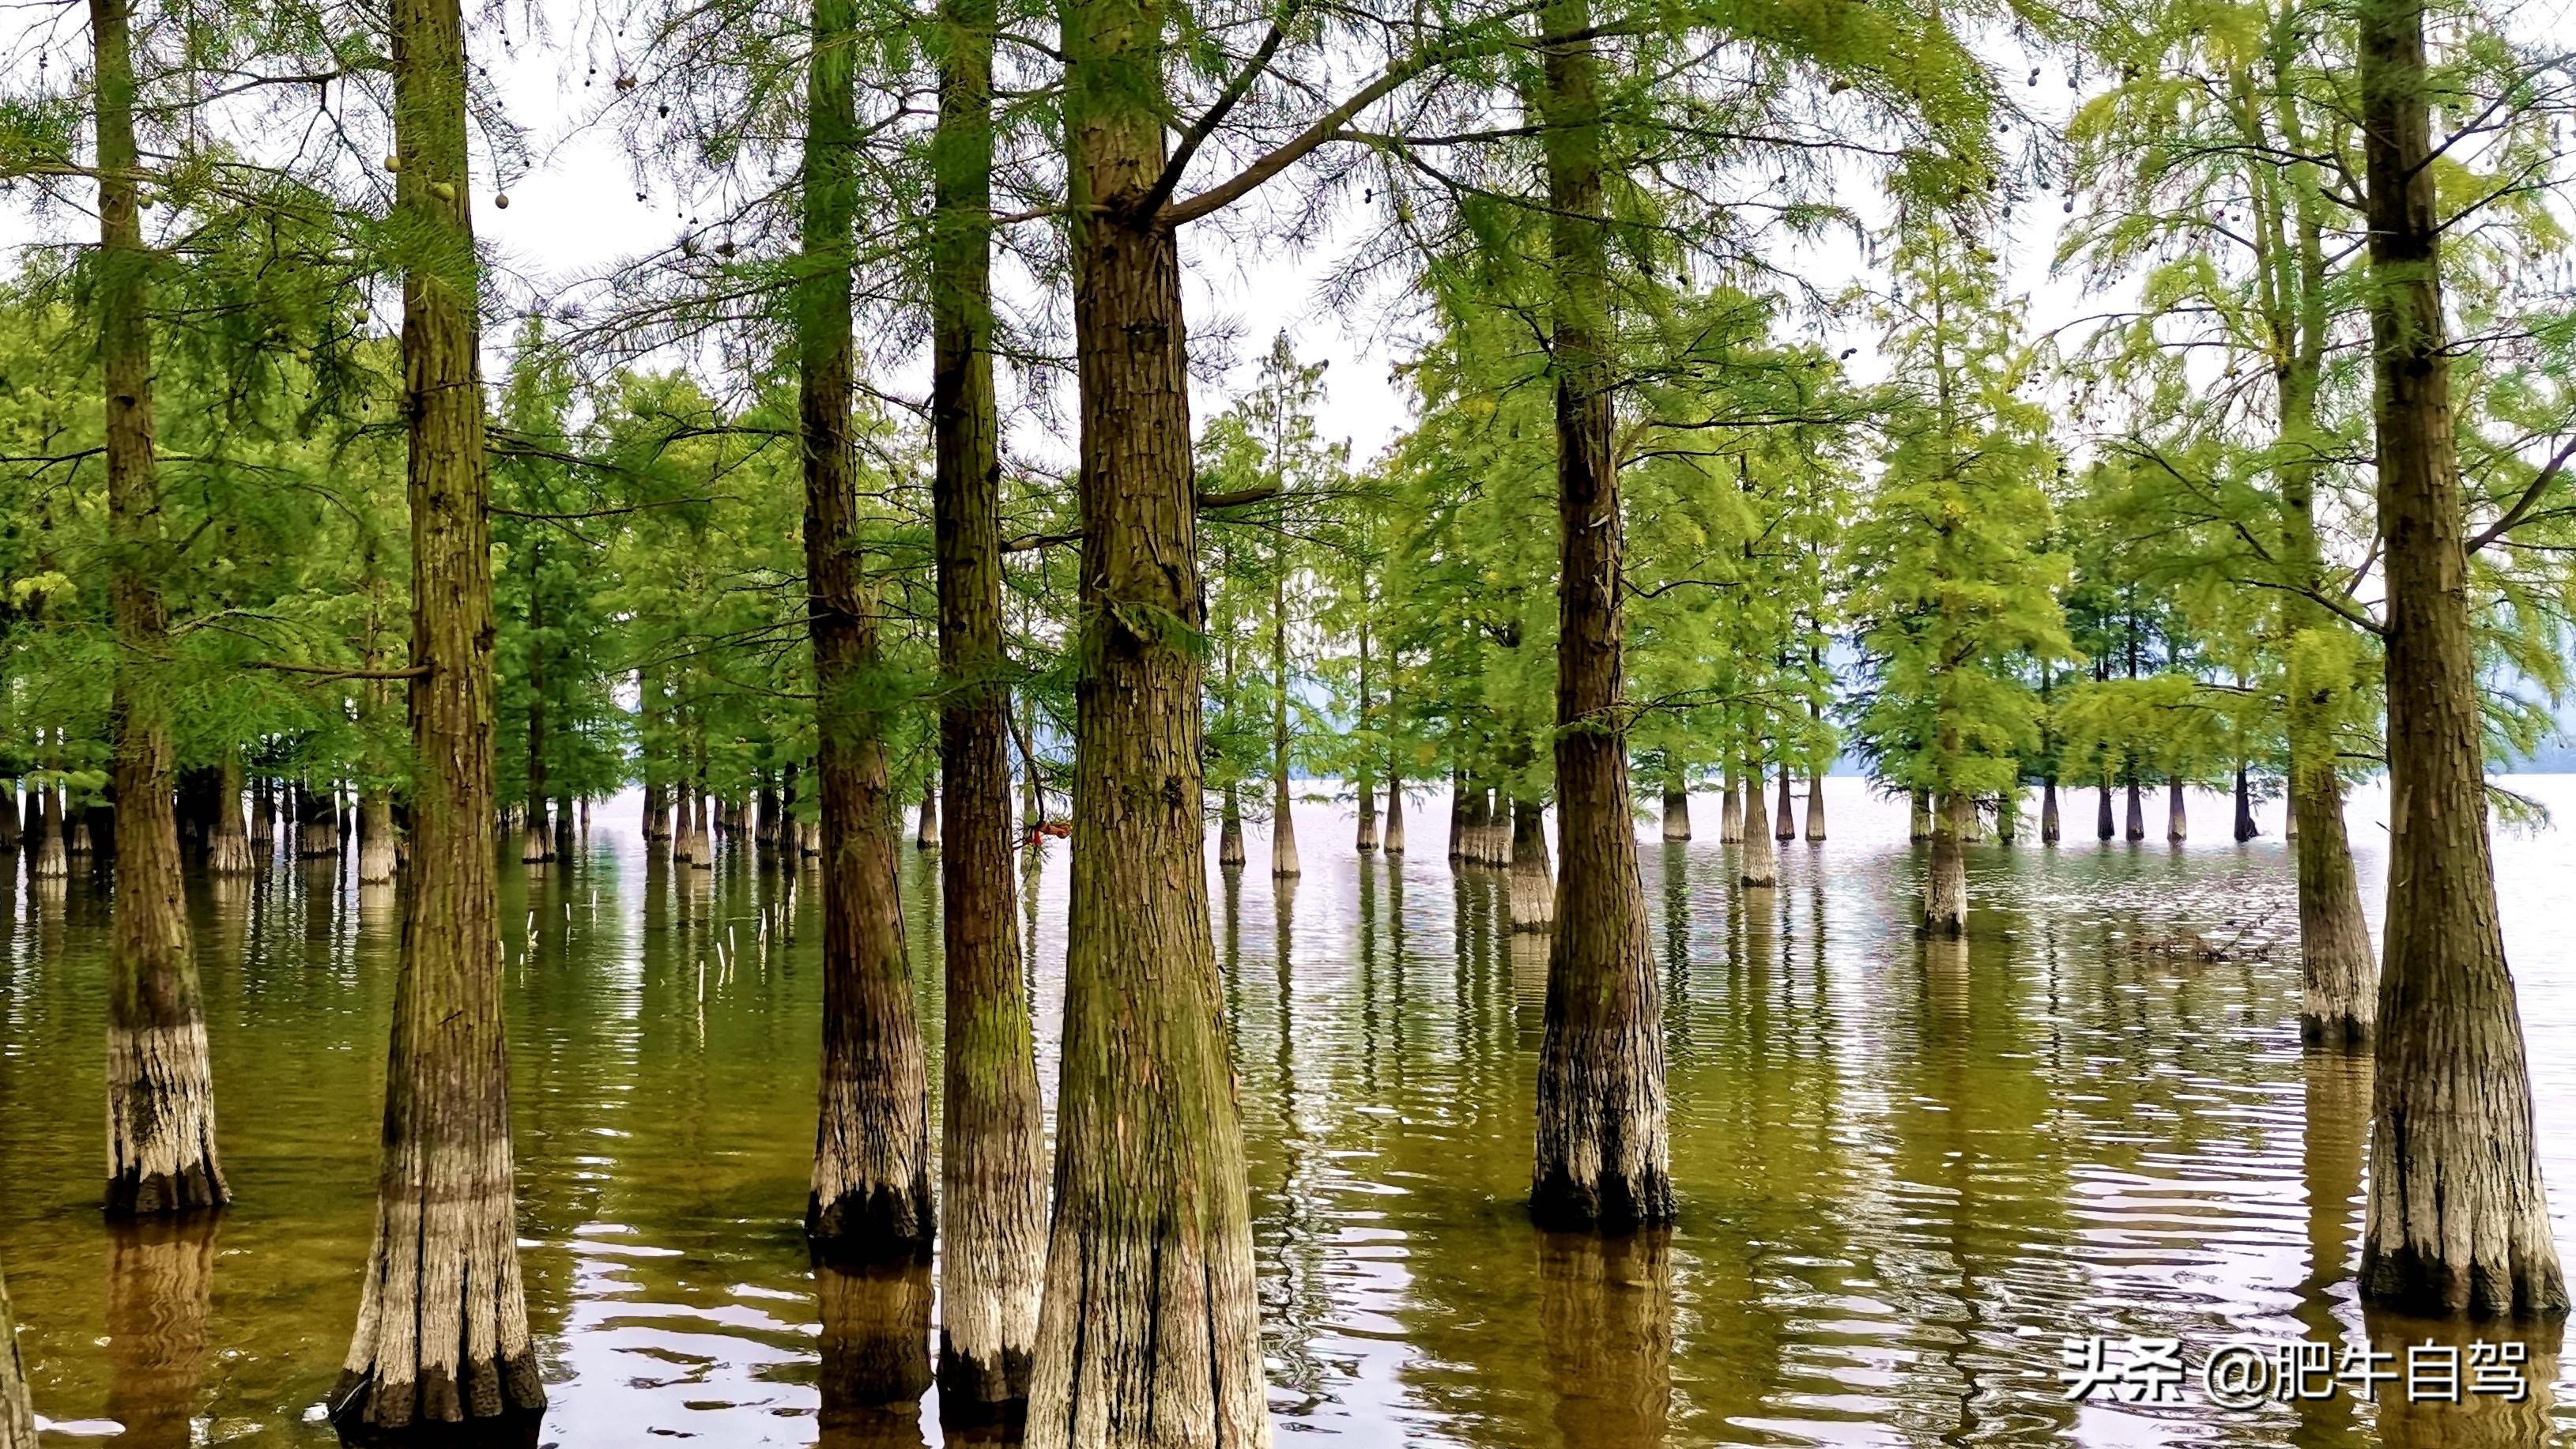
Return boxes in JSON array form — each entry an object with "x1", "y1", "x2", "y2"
[
  {"x1": 807, "y1": 1184, "x2": 935, "y2": 1266},
  {"x1": 329, "y1": 1392, "x2": 542, "y2": 1449}
]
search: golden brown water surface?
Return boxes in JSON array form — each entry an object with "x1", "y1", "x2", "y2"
[{"x1": 2, "y1": 780, "x2": 2573, "y2": 1447}]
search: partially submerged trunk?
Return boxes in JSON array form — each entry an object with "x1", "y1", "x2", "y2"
[
  {"x1": 1446, "y1": 767, "x2": 1465, "y2": 863},
  {"x1": 1508, "y1": 797, "x2": 1554, "y2": 932},
  {"x1": 249, "y1": 777, "x2": 276, "y2": 851},
  {"x1": 1218, "y1": 783, "x2": 1247, "y2": 869},
  {"x1": 331, "y1": 0, "x2": 545, "y2": 1428},
  {"x1": 1907, "y1": 789, "x2": 1931, "y2": 843},
  {"x1": 1801, "y1": 777, "x2": 1824, "y2": 843},
  {"x1": 1270, "y1": 774, "x2": 1300, "y2": 878},
  {"x1": 519, "y1": 800, "x2": 549, "y2": 864},
  {"x1": 2040, "y1": 779, "x2": 2060, "y2": 843},
  {"x1": 915, "y1": 779, "x2": 940, "y2": 851},
  {"x1": 96, "y1": 0, "x2": 228, "y2": 1217},
  {"x1": 357, "y1": 791, "x2": 398, "y2": 885},
  {"x1": 27, "y1": 783, "x2": 65, "y2": 880},
  {"x1": 2096, "y1": 783, "x2": 2114, "y2": 840},
  {"x1": 2356, "y1": 0, "x2": 2566, "y2": 1319},
  {"x1": 206, "y1": 751, "x2": 256, "y2": 877},
  {"x1": 1382, "y1": 772, "x2": 1406, "y2": 855},
  {"x1": 2233, "y1": 766, "x2": 2258, "y2": 842},
  {"x1": 551, "y1": 795, "x2": 572, "y2": 860},
  {"x1": 801, "y1": 0, "x2": 933, "y2": 1265},
  {"x1": 1024, "y1": 21, "x2": 1267, "y2": 1435},
  {"x1": 1737, "y1": 768, "x2": 1777, "y2": 889},
  {"x1": 1658, "y1": 775, "x2": 1689, "y2": 841},
  {"x1": 1459, "y1": 782, "x2": 1490, "y2": 869},
  {"x1": 2295, "y1": 764, "x2": 2375, "y2": 1046},
  {"x1": 0, "y1": 1258, "x2": 31, "y2": 1449},
  {"x1": 0, "y1": 783, "x2": 16, "y2": 854},
  {"x1": 2124, "y1": 780, "x2": 2144, "y2": 842},
  {"x1": 1773, "y1": 772, "x2": 1795, "y2": 841},
  {"x1": 930, "y1": 0, "x2": 1047, "y2": 1401},
  {"x1": 1923, "y1": 794, "x2": 1967, "y2": 937},
  {"x1": 1716, "y1": 775, "x2": 1741, "y2": 843},
  {"x1": 2166, "y1": 778, "x2": 2187, "y2": 842},
  {"x1": 1531, "y1": 0, "x2": 1672, "y2": 1233}
]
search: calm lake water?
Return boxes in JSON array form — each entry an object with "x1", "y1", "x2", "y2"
[{"x1": 5, "y1": 779, "x2": 2576, "y2": 1447}]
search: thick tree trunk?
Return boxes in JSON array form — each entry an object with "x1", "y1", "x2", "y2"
[
  {"x1": 929, "y1": 0, "x2": 1046, "y2": 1403},
  {"x1": 358, "y1": 791, "x2": 398, "y2": 885},
  {"x1": 1658, "y1": 774, "x2": 1689, "y2": 841},
  {"x1": 1508, "y1": 797, "x2": 1554, "y2": 932},
  {"x1": 643, "y1": 783, "x2": 669, "y2": 841},
  {"x1": 2356, "y1": 0, "x2": 2565, "y2": 1319},
  {"x1": 1531, "y1": 0, "x2": 1672, "y2": 1234},
  {"x1": 1773, "y1": 772, "x2": 1795, "y2": 841},
  {"x1": 28, "y1": 781, "x2": 65, "y2": 880},
  {"x1": 207, "y1": 751, "x2": 256, "y2": 876},
  {"x1": 801, "y1": 0, "x2": 933, "y2": 1266},
  {"x1": 0, "y1": 1258, "x2": 30, "y2": 1449},
  {"x1": 1382, "y1": 771, "x2": 1405, "y2": 855},
  {"x1": 249, "y1": 776, "x2": 274, "y2": 851},
  {"x1": 2124, "y1": 781, "x2": 2145, "y2": 842},
  {"x1": 2167, "y1": 778, "x2": 2187, "y2": 842},
  {"x1": 1024, "y1": 25, "x2": 1267, "y2": 1439},
  {"x1": 1716, "y1": 775, "x2": 1741, "y2": 843},
  {"x1": 1270, "y1": 781, "x2": 1299, "y2": 878},
  {"x1": 95, "y1": 0, "x2": 228, "y2": 1219},
  {"x1": 2234, "y1": 767, "x2": 2257, "y2": 841},
  {"x1": 1923, "y1": 794, "x2": 1967, "y2": 937},
  {"x1": 915, "y1": 779, "x2": 940, "y2": 852},
  {"x1": 2041, "y1": 779, "x2": 2060, "y2": 843},
  {"x1": 2295, "y1": 765, "x2": 2375, "y2": 1046},
  {"x1": 519, "y1": 802, "x2": 549, "y2": 865},
  {"x1": 1737, "y1": 764, "x2": 1777, "y2": 889},
  {"x1": 330, "y1": 0, "x2": 546, "y2": 1430},
  {"x1": 1219, "y1": 783, "x2": 1247, "y2": 869},
  {"x1": 2095, "y1": 783, "x2": 2114, "y2": 840},
  {"x1": 1907, "y1": 788, "x2": 1931, "y2": 843},
  {"x1": 1802, "y1": 777, "x2": 1825, "y2": 843},
  {"x1": 1459, "y1": 780, "x2": 1489, "y2": 869}
]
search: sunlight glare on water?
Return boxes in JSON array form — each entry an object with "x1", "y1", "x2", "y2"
[{"x1": 2, "y1": 778, "x2": 2573, "y2": 1447}]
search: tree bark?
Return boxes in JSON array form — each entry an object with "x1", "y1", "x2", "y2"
[
  {"x1": 2041, "y1": 778, "x2": 2060, "y2": 843},
  {"x1": 0, "y1": 1258, "x2": 31, "y2": 1449},
  {"x1": 207, "y1": 749, "x2": 256, "y2": 876},
  {"x1": 1923, "y1": 794, "x2": 1967, "y2": 937},
  {"x1": 930, "y1": 0, "x2": 1046, "y2": 1402},
  {"x1": 802, "y1": 0, "x2": 933, "y2": 1266},
  {"x1": 1658, "y1": 772, "x2": 1689, "y2": 841},
  {"x1": 330, "y1": 0, "x2": 545, "y2": 1430},
  {"x1": 2234, "y1": 767, "x2": 2258, "y2": 842},
  {"x1": 1508, "y1": 796, "x2": 1554, "y2": 932},
  {"x1": 1458, "y1": 778, "x2": 1488, "y2": 868},
  {"x1": 2295, "y1": 767, "x2": 2375, "y2": 1046},
  {"x1": 0, "y1": 783, "x2": 17, "y2": 854},
  {"x1": 2124, "y1": 780, "x2": 2145, "y2": 842},
  {"x1": 1802, "y1": 777, "x2": 1825, "y2": 843},
  {"x1": 1219, "y1": 783, "x2": 1247, "y2": 868},
  {"x1": 915, "y1": 779, "x2": 941, "y2": 851},
  {"x1": 1382, "y1": 768, "x2": 1406, "y2": 855},
  {"x1": 95, "y1": 0, "x2": 228, "y2": 1219},
  {"x1": 2356, "y1": 0, "x2": 2566, "y2": 1319},
  {"x1": 28, "y1": 778, "x2": 64, "y2": 879},
  {"x1": 1024, "y1": 12, "x2": 1269, "y2": 1437},
  {"x1": 358, "y1": 791, "x2": 398, "y2": 886},
  {"x1": 519, "y1": 539, "x2": 551, "y2": 865},
  {"x1": 1737, "y1": 760, "x2": 1777, "y2": 889},
  {"x1": 1907, "y1": 788, "x2": 1930, "y2": 843},
  {"x1": 1716, "y1": 774, "x2": 1741, "y2": 843},
  {"x1": 2167, "y1": 778, "x2": 2187, "y2": 842},
  {"x1": 1355, "y1": 629, "x2": 1379, "y2": 854},
  {"x1": 1530, "y1": 0, "x2": 1673, "y2": 1234},
  {"x1": 1773, "y1": 771, "x2": 1795, "y2": 841},
  {"x1": 2095, "y1": 782, "x2": 2114, "y2": 840}
]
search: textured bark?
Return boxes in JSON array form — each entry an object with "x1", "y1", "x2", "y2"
[
  {"x1": 2040, "y1": 779, "x2": 2060, "y2": 843},
  {"x1": 2095, "y1": 783, "x2": 2114, "y2": 840},
  {"x1": 1907, "y1": 789, "x2": 1931, "y2": 843},
  {"x1": 2124, "y1": 781, "x2": 2145, "y2": 842},
  {"x1": 2284, "y1": 788, "x2": 2299, "y2": 837},
  {"x1": 1658, "y1": 777, "x2": 1689, "y2": 841},
  {"x1": 358, "y1": 791, "x2": 398, "y2": 885},
  {"x1": 1716, "y1": 775, "x2": 1741, "y2": 843},
  {"x1": 206, "y1": 752, "x2": 255, "y2": 876},
  {"x1": 930, "y1": 0, "x2": 1046, "y2": 1404},
  {"x1": 2233, "y1": 766, "x2": 2258, "y2": 842},
  {"x1": 1382, "y1": 772, "x2": 1405, "y2": 855},
  {"x1": 1923, "y1": 794, "x2": 1967, "y2": 937},
  {"x1": 2356, "y1": 0, "x2": 2566, "y2": 1319},
  {"x1": 1218, "y1": 783, "x2": 1247, "y2": 869},
  {"x1": 802, "y1": 0, "x2": 934, "y2": 1265},
  {"x1": 106, "y1": 1216, "x2": 217, "y2": 1449},
  {"x1": 96, "y1": 0, "x2": 228, "y2": 1219},
  {"x1": 1802, "y1": 777, "x2": 1825, "y2": 843},
  {"x1": 248, "y1": 777, "x2": 275, "y2": 851},
  {"x1": 2296, "y1": 765, "x2": 2375, "y2": 1046},
  {"x1": 1773, "y1": 772, "x2": 1795, "y2": 841},
  {"x1": 1737, "y1": 765, "x2": 1777, "y2": 889},
  {"x1": 1024, "y1": 17, "x2": 1269, "y2": 1437},
  {"x1": 0, "y1": 1258, "x2": 29, "y2": 1449},
  {"x1": 2166, "y1": 779, "x2": 2187, "y2": 842},
  {"x1": 1530, "y1": 0, "x2": 1672, "y2": 1234},
  {"x1": 330, "y1": 0, "x2": 545, "y2": 1429},
  {"x1": 1507, "y1": 797, "x2": 1554, "y2": 932},
  {"x1": 27, "y1": 781, "x2": 65, "y2": 879},
  {"x1": 1459, "y1": 780, "x2": 1490, "y2": 868},
  {"x1": 1269, "y1": 779, "x2": 1299, "y2": 877}
]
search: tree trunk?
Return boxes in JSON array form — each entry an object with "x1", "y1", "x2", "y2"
[
  {"x1": 1737, "y1": 762, "x2": 1777, "y2": 889},
  {"x1": 0, "y1": 1258, "x2": 31, "y2": 1449},
  {"x1": 2096, "y1": 782, "x2": 2114, "y2": 840},
  {"x1": 2284, "y1": 787, "x2": 2299, "y2": 837},
  {"x1": 2124, "y1": 780, "x2": 2145, "y2": 841},
  {"x1": 2167, "y1": 778, "x2": 2187, "y2": 842},
  {"x1": 1658, "y1": 772, "x2": 1689, "y2": 841},
  {"x1": 2234, "y1": 766, "x2": 2258, "y2": 842},
  {"x1": 552, "y1": 794, "x2": 572, "y2": 860},
  {"x1": 358, "y1": 792, "x2": 398, "y2": 886},
  {"x1": 1458, "y1": 779, "x2": 1488, "y2": 868},
  {"x1": 95, "y1": 0, "x2": 228, "y2": 1219},
  {"x1": 802, "y1": 0, "x2": 933, "y2": 1266},
  {"x1": 330, "y1": 0, "x2": 545, "y2": 1428},
  {"x1": 915, "y1": 779, "x2": 941, "y2": 851},
  {"x1": 1716, "y1": 775, "x2": 1741, "y2": 843},
  {"x1": 1382, "y1": 768, "x2": 1405, "y2": 855},
  {"x1": 1355, "y1": 632, "x2": 1378, "y2": 853},
  {"x1": 930, "y1": 0, "x2": 1047, "y2": 1402},
  {"x1": 2041, "y1": 779, "x2": 2060, "y2": 843},
  {"x1": 250, "y1": 776, "x2": 275, "y2": 851},
  {"x1": 1924, "y1": 794, "x2": 1967, "y2": 937},
  {"x1": 1508, "y1": 796, "x2": 1554, "y2": 932},
  {"x1": 520, "y1": 538, "x2": 551, "y2": 866},
  {"x1": 0, "y1": 783, "x2": 16, "y2": 854},
  {"x1": 2356, "y1": 0, "x2": 2566, "y2": 1319},
  {"x1": 1531, "y1": 0, "x2": 1672, "y2": 1234},
  {"x1": 1802, "y1": 777, "x2": 1825, "y2": 843},
  {"x1": 1024, "y1": 17, "x2": 1268, "y2": 1437},
  {"x1": 2295, "y1": 767, "x2": 2375, "y2": 1046},
  {"x1": 1773, "y1": 772, "x2": 1795, "y2": 841},
  {"x1": 643, "y1": 782, "x2": 669, "y2": 841},
  {"x1": 1219, "y1": 783, "x2": 1247, "y2": 868},
  {"x1": 207, "y1": 750, "x2": 256, "y2": 876},
  {"x1": 1446, "y1": 766, "x2": 1465, "y2": 862},
  {"x1": 28, "y1": 780, "x2": 64, "y2": 880},
  {"x1": 1907, "y1": 788, "x2": 1931, "y2": 843}
]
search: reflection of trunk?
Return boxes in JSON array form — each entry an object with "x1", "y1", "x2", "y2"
[
  {"x1": 2166, "y1": 779, "x2": 2187, "y2": 842},
  {"x1": 2040, "y1": 779, "x2": 2060, "y2": 843},
  {"x1": 105, "y1": 1217, "x2": 217, "y2": 1449},
  {"x1": 1923, "y1": 794, "x2": 1967, "y2": 937},
  {"x1": 1026, "y1": 10, "x2": 1267, "y2": 1431},
  {"x1": 1658, "y1": 770, "x2": 1688, "y2": 841},
  {"x1": 95, "y1": 0, "x2": 227, "y2": 1217},
  {"x1": 1531, "y1": 0, "x2": 1671, "y2": 1234},
  {"x1": 1538, "y1": 1231, "x2": 1673, "y2": 1449},
  {"x1": 330, "y1": 0, "x2": 545, "y2": 1426},
  {"x1": 2355, "y1": 0, "x2": 2565, "y2": 1319},
  {"x1": 207, "y1": 750, "x2": 256, "y2": 876},
  {"x1": 1508, "y1": 798, "x2": 1554, "y2": 932},
  {"x1": 817, "y1": 1262, "x2": 934, "y2": 1447},
  {"x1": 801, "y1": 0, "x2": 933, "y2": 1265},
  {"x1": 0, "y1": 1257, "x2": 30, "y2": 1447},
  {"x1": 1802, "y1": 777, "x2": 1825, "y2": 843},
  {"x1": 928, "y1": 0, "x2": 1044, "y2": 1400}
]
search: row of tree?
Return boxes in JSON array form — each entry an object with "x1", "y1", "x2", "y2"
[{"x1": 4, "y1": 0, "x2": 2575, "y2": 1437}]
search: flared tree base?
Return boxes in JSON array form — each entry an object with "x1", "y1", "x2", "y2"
[
  {"x1": 2360, "y1": 1239, "x2": 2568, "y2": 1322},
  {"x1": 206, "y1": 834, "x2": 259, "y2": 876},
  {"x1": 807, "y1": 1186, "x2": 935, "y2": 1267},
  {"x1": 106, "y1": 1160, "x2": 229, "y2": 1217},
  {"x1": 1529, "y1": 1164, "x2": 1674, "y2": 1235},
  {"x1": 938, "y1": 1334, "x2": 1032, "y2": 1428},
  {"x1": 329, "y1": 1375, "x2": 543, "y2": 1448}
]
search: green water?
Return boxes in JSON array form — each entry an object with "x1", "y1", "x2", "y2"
[{"x1": 3, "y1": 781, "x2": 2573, "y2": 1446}]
